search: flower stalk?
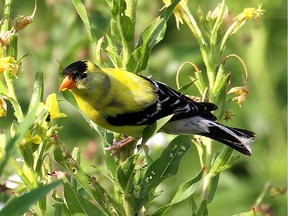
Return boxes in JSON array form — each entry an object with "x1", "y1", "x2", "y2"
[{"x1": 164, "y1": 0, "x2": 263, "y2": 211}]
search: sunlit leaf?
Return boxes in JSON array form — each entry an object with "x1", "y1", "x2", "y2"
[{"x1": 29, "y1": 72, "x2": 43, "y2": 109}]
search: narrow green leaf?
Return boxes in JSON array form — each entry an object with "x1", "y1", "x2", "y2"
[
  {"x1": 116, "y1": 154, "x2": 139, "y2": 191},
  {"x1": 0, "y1": 80, "x2": 8, "y2": 94},
  {"x1": 105, "y1": 0, "x2": 120, "y2": 16},
  {"x1": 127, "y1": 0, "x2": 180, "y2": 72},
  {"x1": 177, "y1": 78, "x2": 197, "y2": 94},
  {"x1": 141, "y1": 114, "x2": 173, "y2": 146},
  {"x1": 71, "y1": 147, "x2": 81, "y2": 190},
  {"x1": 102, "y1": 133, "x2": 118, "y2": 180},
  {"x1": 212, "y1": 64, "x2": 228, "y2": 96},
  {"x1": 71, "y1": 0, "x2": 97, "y2": 41},
  {"x1": 120, "y1": 15, "x2": 134, "y2": 42},
  {"x1": 95, "y1": 36, "x2": 105, "y2": 67},
  {"x1": 63, "y1": 183, "x2": 106, "y2": 216},
  {"x1": 196, "y1": 200, "x2": 208, "y2": 216},
  {"x1": 214, "y1": 78, "x2": 228, "y2": 119},
  {"x1": 206, "y1": 174, "x2": 220, "y2": 203},
  {"x1": 1, "y1": 94, "x2": 23, "y2": 122},
  {"x1": 0, "y1": 105, "x2": 38, "y2": 176},
  {"x1": 105, "y1": 33, "x2": 121, "y2": 67},
  {"x1": 54, "y1": 144, "x2": 122, "y2": 215},
  {"x1": 190, "y1": 197, "x2": 198, "y2": 216},
  {"x1": 210, "y1": 146, "x2": 235, "y2": 175},
  {"x1": 152, "y1": 167, "x2": 204, "y2": 216},
  {"x1": 135, "y1": 135, "x2": 191, "y2": 211},
  {"x1": 29, "y1": 72, "x2": 43, "y2": 109},
  {"x1": 61, "y1": 90, "x2": 78, "y2": 107},
  {"x1": 77, "y1": 193, "x2": 108, "y2": 216},
  {"x1": 194, "y1": 71, "x2": 207, "y2": 96},
  {"x1": 80, "y1": 116, "x2": 118, "y2": 180},
  {"x1": 0, "y1": 180, "x2": 62, "y2": 216}
]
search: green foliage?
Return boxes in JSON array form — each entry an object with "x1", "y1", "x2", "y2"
[
  {"x1": 0, "y1": 180, "x2": 61, "y2": 216},
  {"x1": 0, "y1": 0, "x2": 286, "y2": 215}
]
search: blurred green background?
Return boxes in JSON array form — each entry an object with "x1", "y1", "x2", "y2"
[{"x1": 0, "y1": 0, "x2": 286, "y2": 215}]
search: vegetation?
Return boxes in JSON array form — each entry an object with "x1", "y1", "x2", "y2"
[{"x1": 0, "y1": 0, "x2": 286, "y2": 215}]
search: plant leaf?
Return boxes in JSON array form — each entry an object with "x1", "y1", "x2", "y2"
[
  {"x1": 54, "y1": 145, "x2": 122, "y2": 215},
  {"x1": 152, "y1": 167, "x2": 204, "y2": 216},
  {"x1": 0, "y1": 105, "x2": 37, "y2": 176},
  {"x1": 63, "y1": 183, "x2": 107, "y2": 216},
  {"x1": 29, "y1": 72, "x2": 43, "y2": 109},
  {"x1": 127, "y1": 0, "x2": 180, "y2": 72},
  {"x1": 141, "y1": 114, "x2": 173, "y2": 146},
  {"x1": 0, "y1": 180, "x2": 61, "y2": 216},
  {"x1": 177, "y1": 78, "x2": 196, "y2": 94},
  {"x1": 71, "y1": 0, "x2": 97, "y2": 41},
  {"x1": 196, "y1": 200, "x2": 208, "y2": 216},
  {"x1": 116, "y1": 154, "x2": 139, "y2": 192},
  {"x1": 135, "y1": 135, "x2": 191, "y2": 211}
]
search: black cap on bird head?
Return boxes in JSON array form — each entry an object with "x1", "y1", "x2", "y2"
[{"x1": 62, "y1": 60, "x2": 88, "y2": 81}]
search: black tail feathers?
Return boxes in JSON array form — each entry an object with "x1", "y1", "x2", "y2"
[{"x1": 202, "y1": 122, "x2": 255, "y2": 156}]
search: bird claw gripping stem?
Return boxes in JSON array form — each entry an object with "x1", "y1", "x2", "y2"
[{"x1": 104, "y1": 136, "x2": 135, "y2": 156}]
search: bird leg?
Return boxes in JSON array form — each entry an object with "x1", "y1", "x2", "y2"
[{"x1": 104, "y1": 136, "x2": 135, "y2": 156}]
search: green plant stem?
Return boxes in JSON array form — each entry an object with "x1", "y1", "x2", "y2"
[
  {"x1": 4, "y1": 71, "x2": 23, "y2": 121},
  {"x1": 0, "y1": 0, "x2": 12, "y2": 57},
  {"x1": 122, "y1": 194, "x2": 134, "y2": 216},
  {"x1": 1, "y1": 0, "x2": 24, "y2": 121},
  {"x1": 180, "y1": 5, "x2": 217, "y2": 91},
  {"x1": 116, "y1": 18, "x2": 131, "y2": 69},
  {"x1": 117, "y1": 0, "x2": 138, "y2": 69},
  {"x1": 1, "y1": 0, "x2": 13, "y2": 32},
  {"x1": 119, "y1": 140, "x2": 137, "y2": 215}
]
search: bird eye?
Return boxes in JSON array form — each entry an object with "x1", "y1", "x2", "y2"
[{"x1": 81, "y1": 72, "x2": 88, "y2": 79}]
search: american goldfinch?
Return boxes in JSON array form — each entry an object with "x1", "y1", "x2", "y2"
[{"x1": 59, "y1": 60, "x2": 255, "y2": 156}]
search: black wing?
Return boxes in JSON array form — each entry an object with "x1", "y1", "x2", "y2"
[{"x1": 106, "y1": 76, "x2": 217, "y2": 126}]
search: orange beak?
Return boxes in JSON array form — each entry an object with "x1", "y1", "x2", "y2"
[{"x1": 59, "y1": 76, "x2": 76, "y2": 91}]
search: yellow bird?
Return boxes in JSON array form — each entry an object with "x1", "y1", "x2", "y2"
[{"x1": 59, "y1": 60, "x2": 255, "y2": 155}]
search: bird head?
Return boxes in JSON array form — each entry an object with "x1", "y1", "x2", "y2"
[{"x1": 59, "y1": 60, "x2": 105, "y2": 92}]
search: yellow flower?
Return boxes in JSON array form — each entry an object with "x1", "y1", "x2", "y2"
[
  {"x1": 235, "y1": 5, "x2": 264, "y2": 22},
  {"x1": 0, "y1": 97, "x2": 7, "y2": 117},
  {"x1": 0, "y1": 56, "x2": 19, "y2": 76},
  {"x1": 22, "y1": 131, "x2": 42, "y2": 145},
  {"x1": 228, "y1": 86, "x2": 248, "y2": 107},
  {"x1": 161, "y1": 0, "x2": 188, "y2": 29},
  {"x1": 45, "y1": 93, "x2": 66, "y2": 120}
]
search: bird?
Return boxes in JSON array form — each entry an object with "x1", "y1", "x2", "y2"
[{"x1": 59, "y1": 60, "x2": 255, "y2": 156}]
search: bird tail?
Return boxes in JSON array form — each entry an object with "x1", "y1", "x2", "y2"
[{"x1": 201, "y1": 121, "x2": 255, "y2": 156}]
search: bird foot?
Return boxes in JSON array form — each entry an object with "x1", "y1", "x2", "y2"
[{"x1": 104, "y1": 136, "x2": 134, "y2": 156}]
